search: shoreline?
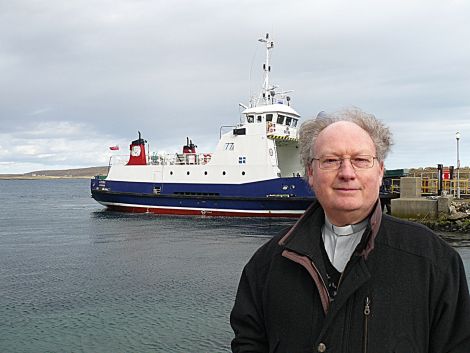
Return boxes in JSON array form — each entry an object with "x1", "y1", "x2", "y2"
[
  {"x1": 0, "y1": 175, "x2": 97, "y2": 180},
  {"x1": 406, "y1": 199, "x2": 470, "y2": 234},
  {"x1": 414, "y1": 218, "x2": 470, "y2": 234},
  {"x1": 0, "y1": 166, "x2": 108, "y2": 180}
]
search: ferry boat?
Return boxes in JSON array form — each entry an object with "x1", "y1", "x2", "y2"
[{"x1": 90, "y1": 33, "x2": 315, "y2": 217}]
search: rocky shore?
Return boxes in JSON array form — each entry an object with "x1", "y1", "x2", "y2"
[{"x1": 412, "y1": 199, "x2": 470, "y2": 235}]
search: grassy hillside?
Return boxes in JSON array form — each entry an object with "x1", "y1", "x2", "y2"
[{"x1": 0, "y1": 166, "x2": 109, "y2": 179}]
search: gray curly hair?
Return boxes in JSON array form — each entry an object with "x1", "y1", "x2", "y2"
[{"x1": 299, "y1": 107, "x2": 393, "y2": 176}]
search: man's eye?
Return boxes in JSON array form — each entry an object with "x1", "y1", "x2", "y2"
[
  {"x1": 323, "y1": 158, "x2": 339, "y2": 164},
  {"x1": 352, "y1": 157, "x2": 372, "y2": 167}
]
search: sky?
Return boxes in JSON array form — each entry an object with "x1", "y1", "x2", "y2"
[{"x1": 1, "y1": 0, "x2": 469, "y2": 174}]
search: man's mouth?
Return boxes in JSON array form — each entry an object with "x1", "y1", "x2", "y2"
[{"x1": 334, "y1": 187, "x2": 360, "y2": 192}]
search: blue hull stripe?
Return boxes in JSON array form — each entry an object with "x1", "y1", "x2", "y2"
[
  {"x1": 90, "y1": 177, "x2": 315, "y2": 214},
  {"x1": 91, "y1": 177, "x2": 314, "y2": 198}
]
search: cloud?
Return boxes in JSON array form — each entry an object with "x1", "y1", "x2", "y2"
[
  {"x1": 0, "y1": 0, "x2": 470, "y2": 173},
  {"x1": 0, "y1": 121, "x2": 129, "y2": 173}
]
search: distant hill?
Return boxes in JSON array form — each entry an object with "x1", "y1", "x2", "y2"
[{"x1": 0, "y1": 166, "x2": 109, "y2": 179}]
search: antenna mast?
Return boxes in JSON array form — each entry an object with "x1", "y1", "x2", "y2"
[{"x1": 258, "y1": 33, "x2": 274, "y2": 106}]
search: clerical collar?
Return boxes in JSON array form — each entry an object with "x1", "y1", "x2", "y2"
[{"x1": 324, "y1": 217, "x2": 368, "y2": 236}]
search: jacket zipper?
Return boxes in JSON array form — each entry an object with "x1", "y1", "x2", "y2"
[{"x1": 363, "y1": 296, "x2": 371, "y2": 353}]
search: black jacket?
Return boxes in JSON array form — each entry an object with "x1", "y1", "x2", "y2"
[{"x1": 230, "y1": 201, "x2": 470, "y2": 353}]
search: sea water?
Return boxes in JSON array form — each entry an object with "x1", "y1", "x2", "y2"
[{"x1": 0, "y1": 179, "x2": 468, "y2": 353}]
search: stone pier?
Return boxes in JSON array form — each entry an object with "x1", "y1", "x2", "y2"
[{"x1": 391, "y1": 177, "x2": 451, "y2": 219}]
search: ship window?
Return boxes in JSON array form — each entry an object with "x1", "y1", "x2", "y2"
[
  {"x1": 187, "y1": 171, "x2": 190, "y2": 175},
  {"x1": 277, "y1": 114, "x2": 285, "y2": 124},
  {"x1": 292, "y1": 119, "x2": 298, "y2": 127},
  {"x1": 174, "y1": 192, "x2": 220, "y2": 196},
  {"x1": 266, "y1": 114, "x2": 273, "y2": 122},
  {"x1": 285, "y1": 117, "x2": 292, "y2": 126},
  {"x1": 238, "y1": 156, "x2": 246, "y2": 164},
  {"x1": 242, "y1": 171, "x2": 246, "y2": 176},
  {"x1": 170, "y1": 171, "x2": 173, "y2": 175},
  {"x1": 223, "y1": 171, "x2": 226, "y2": 175},
  {"x1": 257, "y1": 115, "x2": 262, "y2": 122},
  {"x1": 204, "y1": 171, "x2": 208, "y2": 175},
  {"x1": 247, "y1": 115, "x2": 254, "y2": 123}
]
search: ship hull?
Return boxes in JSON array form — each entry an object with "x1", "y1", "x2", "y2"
[{"x1": 91, "y1": 177, "x2": 315, "y2": 218}]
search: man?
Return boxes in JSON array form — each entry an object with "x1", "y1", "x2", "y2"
[{"x1": 230, "y1": 108, "x2": 470, "y2": 352}]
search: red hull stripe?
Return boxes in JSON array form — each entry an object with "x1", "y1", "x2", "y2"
[{"x1": 100, "y1": 202, "x2": 303, "y2": 218}]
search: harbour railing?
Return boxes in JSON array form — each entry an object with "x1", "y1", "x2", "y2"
[{"x1": 389, "y1": 178, "x2": 470, "y2": 197}]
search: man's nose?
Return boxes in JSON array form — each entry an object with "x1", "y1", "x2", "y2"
[{"x1": 337, "y1": 158, "x2": 356, "y2": 179}]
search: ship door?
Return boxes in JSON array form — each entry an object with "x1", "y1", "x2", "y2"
[
  {"x1": 153, "y1": 170, "x2": 162, "y2": 183},
  {"x1": 269, "y1": 143, "x2": 278, "y2": 167}
]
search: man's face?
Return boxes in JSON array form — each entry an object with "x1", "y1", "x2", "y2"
[{"x1": 307, "y1": 121, "x2": 384, "y2": 226}]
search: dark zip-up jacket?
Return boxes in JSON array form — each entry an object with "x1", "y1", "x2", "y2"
[{"x1": 230, "y1": 201, "x2": 470, "y2": 353}]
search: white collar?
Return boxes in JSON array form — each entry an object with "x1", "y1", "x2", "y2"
[
  {"x1": 324, "y1": 217, "x2": 368, "y2": 236},
  {"x1": 322, "y1": 217, "x2": 368, "y2": 272}
]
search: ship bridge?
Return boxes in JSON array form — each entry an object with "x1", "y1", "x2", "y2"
[
  {"x1": 237, "y1": 103, "x2": 302, "y2": 178},
  {"x1": 242, "y1": 104, "x2": 300, "y2": 140}
]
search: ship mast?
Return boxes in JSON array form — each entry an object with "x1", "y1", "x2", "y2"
[
  {"x1": 244, "y1": 33, "x2": 293, "y2": 109},
  {"x1": 257, "y1": 33, "x2": 275, "y2": 106}
]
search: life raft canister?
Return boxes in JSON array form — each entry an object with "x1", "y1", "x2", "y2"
[{"x1": 203, "y1": 153, "x2": 212, "y2": 164}]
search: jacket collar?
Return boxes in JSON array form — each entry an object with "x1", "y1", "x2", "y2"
[
  {"x1": 359, "y1": 199, "x2": 382, "y2": 259},
  {"x1": 279, "y1": 199, "x2": 383, "y2": 260}
]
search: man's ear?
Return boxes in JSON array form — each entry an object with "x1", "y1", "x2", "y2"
[
  {"x1": 307, "y1": 164, "x2": 316, "y2": 189},
  {"x1": 307, "y1": 164, "x2": 314, "y2": 177},
  {"x1": 378, "y1": 162, "x2": 385, "y2": 188}
]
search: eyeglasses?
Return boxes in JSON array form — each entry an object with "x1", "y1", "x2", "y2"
[{"x1": 311, "y1": 155, "x2": 377, "y2": 170}]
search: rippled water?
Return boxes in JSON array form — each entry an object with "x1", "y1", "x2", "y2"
[{"x1": 0, "y1": 179, "x2": 468, "y2": 353}]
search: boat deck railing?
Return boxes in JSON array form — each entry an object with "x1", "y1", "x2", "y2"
[
  {"x1": 150, "y1": 153, "x2": 213, "y2": 166},
  {"x1": 109, "y1": 153, "x2": 213, "y2": 167}
]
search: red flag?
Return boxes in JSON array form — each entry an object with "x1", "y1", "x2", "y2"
[{"x1": 109, "y1": 145, "x2": 119, "y2": 151}]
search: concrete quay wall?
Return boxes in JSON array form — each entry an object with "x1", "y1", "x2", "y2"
[
  {"x1": 391, "y1": 198, "x2": 438, "y2": 219},
  {"x1": 391, "y1": 177, "x2": 452, "y2": 220}
]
